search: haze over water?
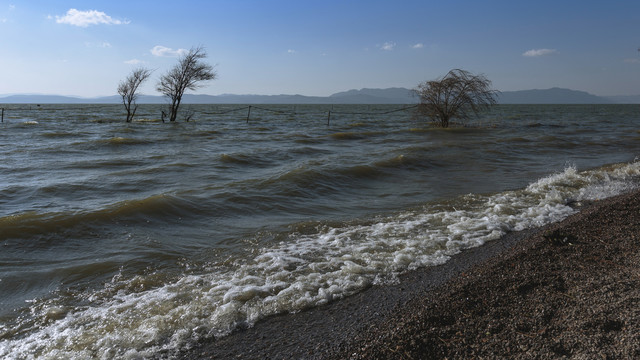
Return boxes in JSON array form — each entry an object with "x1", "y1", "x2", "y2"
[{"x1": 1, "y1": 104, "x2": 639, "y2": 358}]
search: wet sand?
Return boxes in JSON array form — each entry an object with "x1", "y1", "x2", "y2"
[{"x1": 182, "y1": 190, "x2": 640, "y2": 359}]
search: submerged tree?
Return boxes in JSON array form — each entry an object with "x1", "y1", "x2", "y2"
[
  {"x1": 118, "y1": 67, "x2": 153, "y2": 122},
  {"x1": 156, "y1": 46, "x2": 216, "y2": 122},
  {"x1": 414, "y1": 69, "x2": 498, "y2": 128}
]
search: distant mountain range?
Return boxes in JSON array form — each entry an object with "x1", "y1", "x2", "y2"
[{"x1": 1, "y1": 87, "x2": 638, "y2": 104}]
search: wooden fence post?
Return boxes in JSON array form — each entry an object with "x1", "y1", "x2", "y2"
[{"x1": 246, "y1": 106, "x2": 252, "y2": 124}]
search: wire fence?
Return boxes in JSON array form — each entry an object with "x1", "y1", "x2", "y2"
[
  {"x1": 202, "y1": 104, "x2": 420, "y2": 125},
  {"x1": 0, "y1": 104, "x2": 420, "y2": 125}
]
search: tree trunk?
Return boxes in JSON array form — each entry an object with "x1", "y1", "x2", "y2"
[{"x1": 169, "y1": 98, "x2": 179, "y2": 122}]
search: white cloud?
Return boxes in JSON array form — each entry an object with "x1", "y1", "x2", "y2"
[
  {"x1": 151, "y1": 45, "x2": 187, "y2": 57},
  {"x1": 124, "y1": 59, "x2": 145, "y2": 65},
  {"x1": 380, "y1": 42, "x2": 396, "y2": 51},
  {"x1": 623, "y1": 58, "x2": 640, "y2": 64},
  {"x1": 287, "y1": 49, "x2": 297, "y2": 54},
  {"x1": 55, "y1": 9, "x2": 128, "y2": 27},
  {"x1": 412, "y1": 43, "x2": 424, "y2": 49},
  {"x1": 85, "y1": 41, "x2": 112, "y2": 48},
  {"x1": 522, "y1": 48, "x2": 557, "y2": 57},
  {"x1": 2, "y1": 4, "x2": 15, "y2": 23}
]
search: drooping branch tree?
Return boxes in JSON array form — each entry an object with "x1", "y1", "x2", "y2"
[
  {"x1": 118, "y1": 67, "x2": 153, "y2": 122},
  {"x1": 156, "y1": 46, "x2": 216, "y2": 122},
  {"x1": 414, "y1": 69, "x2": 498, "y2": 128}
]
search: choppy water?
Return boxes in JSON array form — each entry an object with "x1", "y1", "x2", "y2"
[{"x1": 0, "y1": 104, "x2": 639, "y2": 359}]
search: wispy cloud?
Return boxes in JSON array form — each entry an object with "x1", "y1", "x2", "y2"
[
  {"x1": 124, "y1": 59, "x2": 145, "y2": 65},
  {"x1": 412, "y1": 43, "x2": 424, "y2": 49},
  {"x1": 287, "y1": 49, "x2": 297, "y2": 54},
  {"x1": 151, "y1": 45, "x2": 187, "y2": 57},
  {"x1": 522, "y1": 48, "x2": 557, "y2": 57},
  {"x1": 2, "y1": 4, "x2": 15, "y2": 23},
  {"x1": 623, "y1": 58, "x2": 640, "y2": 64},
  {"x1": 379, "y1": 42, "x2": 396, "y2": 51},
  {"x1": 85, "y1": 41, "x2": 112, "y2": 48},
  {"x1": 55, "y1": 9, "x2": 129, "y2": 27}
]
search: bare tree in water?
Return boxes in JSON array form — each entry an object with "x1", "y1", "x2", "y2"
[
  {"x1": 118, "y1": 67, "x2": 153, "y2": 123},
  {"x1": 414, "y1": 69, "x2": 498, "y2": 128},
  {"x1": 157, "y1": 46, "x2": 216, "y2": 122}
]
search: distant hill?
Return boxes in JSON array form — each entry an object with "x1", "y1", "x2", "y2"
[
  {"x1": 0, "y1": 89, "x2": 416, "y2": 105},
  {"x1": 0, "y1": 87, "x2": 637, "y2": 104},
  {"x1": 329, "y1": 87, "x2": 415, "y2": 104},
  {"x1": 497, "y1": 87, "x2": 613, "y2": 104},
  {"x1": 604, "y1": 95, "x2": 640, "y2": 104},
  {"x1": 0, "y1": 94, "x2": 111, "y2": 104}
]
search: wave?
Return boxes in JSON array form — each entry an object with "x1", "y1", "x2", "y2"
[
  {"x1": 0, "y1": 194, "x2": 203, "y2": 242},
  {"x1": 70, "y1": 137, "x2": 153, "y2": 148},
  {"x1": 99, "y1": 137, "x2": 150, "y2": 146},
  {"x1": 373, "y1": 154, "x2": 436, "y2": 171},
  {"x1": 219, "y1": 153, "x2": 257, "y2": 166},
  {"x1": 40, "y1": 131, "x2": 79, "y2": 138},
  {"x1": 131, "y1": 118, "x2": 163, "y2": 123},
  {"x1": 254, "y1": 163, "x2": 381, "y2": 197},
  {"x1": 2, "y1": 161, "x2": 639, "y2": 358},
  {"x1": 329, "y1": 132, "x2": 363, "y2": 140},
  {"x1": 68, "y1": 158, "x2": 148, "y2": 170},
  {"x1": 258, "y1": 153, "x2": 438, "y2": 194},
  {"x1": 293, "y1": 135, "x2": 322, "y2": 144},
  {"x1": 18, "y1": 121, "x2": 39, "y2": 125}
]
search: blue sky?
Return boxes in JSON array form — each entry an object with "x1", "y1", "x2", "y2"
[{"x1": 0, "y1": 0, "x2": 638, "y2": 97}]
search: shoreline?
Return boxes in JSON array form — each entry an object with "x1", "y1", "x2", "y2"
[{"x1": 181, "y1": 190, "x2": 640, "y2": 359}]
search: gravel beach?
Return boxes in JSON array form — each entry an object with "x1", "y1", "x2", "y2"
[{"x1": 183, "y1": 189, "x2": 640, "y2": 359}]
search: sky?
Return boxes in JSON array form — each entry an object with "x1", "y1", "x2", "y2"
[{"x1": 0, "y1": 0, "x2": 638, "y2": 97}]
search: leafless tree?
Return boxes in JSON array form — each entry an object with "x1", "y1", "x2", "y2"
[
  {"x1": 156, "y1": 46, "x2": 216, "y2": 122},
  {"x1": 118, "y1": 67, "x2": 153, "y2": 122},
  {"x1": 414, "y1": 69, "x2": 498, "y2": 128}
]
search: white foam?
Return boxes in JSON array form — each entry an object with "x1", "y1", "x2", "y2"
[{"x1": 2, "y1": 161, "x2": 639, "y2": 359}]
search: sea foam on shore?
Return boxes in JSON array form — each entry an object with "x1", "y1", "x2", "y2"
[
  {"x1": 3, "y1": 162, "x2": 640, "y2": 359},
  {"x1": 334, "y1": 189, "x2": 640, "y2": 359}
]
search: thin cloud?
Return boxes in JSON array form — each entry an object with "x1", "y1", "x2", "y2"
[
  {"x1": 287, "y1": 49, "x2": 297, "y2": 54},
  {"x1": 124, "y1": 59, "x2": 145, "y2": 65},
  {"x1": 2, "y1": 4, "x2": 15, "y2": 23},
  {"x1": 412, "y1": 43, "x2": 424, "y2": 49},
  {"x1": 623, "y1": 58, "x2": 640, "y2": 64},
  {"x1": 379, "y1": 42, "x2": 396, "y2": 51},
  {"x1": 55, "y1": 9, "x2": 129, "y2": 27},
  {"x1": 85, "y1": 41, "x2": 112, "y2": 48},
  {"x1": 151, "y1": 45, "x2": 187, "y2": 57},
  {"x1": 522, "y1": 48, "x2": 557, "y2": 57}
]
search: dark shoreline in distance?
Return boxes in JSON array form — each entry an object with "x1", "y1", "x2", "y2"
[
  {"x1": 2, "y1": 87, "x2": 639, "y2": 104},
  {"x1": 179, "y1": 189, "x2": 640, "y2": 359}
]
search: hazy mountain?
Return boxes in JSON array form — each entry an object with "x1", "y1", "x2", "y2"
[
  {"x1": 0, "y1": 94, "x2": 108, "y2": 104},
  {"x1": 1, "y1": 87, "x2": 638, "y2": 104},
  {"x1": 329, "y1": 87, "x2": 415, "y2": 103},
  {"x1": 497, "y1": 87, "x2": 613, "y2": 104},
  {"x1": 0, "y1": 89, "x2": 416, "y2": 105},
  {"x1": 604, "y1": 95, "x2": 640, "y2": 104}
]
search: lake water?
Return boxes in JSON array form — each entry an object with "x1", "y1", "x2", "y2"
[{"x1": 1, "y1": 104, "x2": 639, "y2": 358}]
